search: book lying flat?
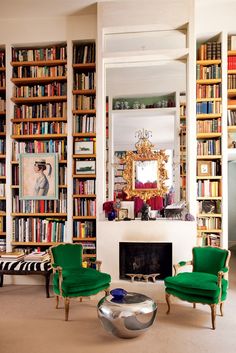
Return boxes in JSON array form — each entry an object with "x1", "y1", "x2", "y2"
[{"x1": 0, "y1": 252, "x2": 24, "y2": 258}]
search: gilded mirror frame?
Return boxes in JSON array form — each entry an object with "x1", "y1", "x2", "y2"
[{"x1": 121, "y1": 130, "x2": 169, "y2": 202}]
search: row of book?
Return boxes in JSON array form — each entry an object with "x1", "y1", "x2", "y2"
[
  {"x1": 73, "y1": 72, "x2": 96, "y2": 90},
  {"x1": 228, "y1": 56, "x2": 236, "y2": 70},
  {"x1": 13, "y1": 83, "x2": 67, "y2": 98},
  {"x1": 196, "y1": 101, "x2": 221, "y2": 114},
  {"x1": 196, "y1": 64, "x2": 221, "y2": 80},
  {"x1": 197, "y1": 42, "x2": 221, "y2": 61},
  {"x1": 196, "y1": 118, "x2": 221, "y2": 133},
  {"x1": 0, "y1": 139, "x2": 5, "y2": 154},
  {"x1": 227, "y1": 109, "x2": 236, "y2": 126},
  {"x1": 12, "y1": 121, "x2": 67, "y2": 135},
  {"x1": 73, "y1": 114, "x2": 96, "y2": 133},
  {"x1": 74, "y1": 198, "x2": 96, "y2": 217},
  {"x1": 73, "y1": 179, "x2": 96, "y2": 195},
  {"x1": 201, "y1": 233, "x2": 221, "y2": 247},
  {"x1": 227, "y1": 74, "x2": 236, "y2": 89},
  {"x1": 197, "y1": 217, "x2": 221, "y2": 230},
  {"x1": 197, "y1": 139, "x2": 221, "y2": 155},
  {"x1": 13, "y1": 217, "x2": 67, "y2": 243},
  {"x1": 13, "y1": 65, "x2": 67, "y2": 78},
  {"x1": 0, "y1": 51, "x2": 5, "y2": 67},
  {"x1": 73, "y1": 95, "x2": 96, "y2": 110},
  {"x1": 0, "y1": 162, "x2": 5, "y2": 176},
  {"x1": 0, "y1": 184, "x2": 5, "y2": 197},
  {"x1": 0, "y1": 72, "x2": 5, "y2": 87},
  {"x1": 0, "y1": 215, "x2": 5, "y2": 232},
  {"x1": 0, "y1": 98, "x2": 5, "y2": 112},
  {"x1": 12, "y1": 46, "x2": 67, "y2": 62},
  {"x1": 197, "y1": 180, "x2": 221, "y2": 197},
  {"x1": 196, "y1": 83, "x2": 221, "y2": 99},
  {"x1": 12, "y1": 192, "x2": 67, "y2": 213},
  {"x1": 73, "y1": 43, "x2": 96, "y2": 64},
  {"x1": 12, "y1": 140, "x2": 67, "y2": 161},
  {"x1": 73, "y1": 220, "x2": 96, "y2": 238},
  {"x1": 14, "y1": 102, "x2": 67, "y2": 119}
]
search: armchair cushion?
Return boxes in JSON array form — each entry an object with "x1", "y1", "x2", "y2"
[
  {"x1": 53, "y1": 267, "x2": 111, "y2": 297},
  {"x1": 165, "y1": 272, "x2": 228, "y2": 304}
]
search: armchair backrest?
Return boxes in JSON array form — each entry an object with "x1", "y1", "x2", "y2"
[
  {"x1": 193, "y1": 247, "x2": 230, "y2": 275},
  {"x1": 50, "y1": 243, "x2": 83, "y2": 270}
]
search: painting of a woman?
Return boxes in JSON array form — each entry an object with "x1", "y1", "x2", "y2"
[
  {"x1": 34, "y1": 159, "x2": 52, "y2": 196},
  {"x1": 19, "y1": 153, "x2": 58, "y2": 200}
]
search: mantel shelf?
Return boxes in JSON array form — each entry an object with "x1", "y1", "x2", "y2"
[{"x1": 111, "y1": 106, "x2": 176, "y2": 117}]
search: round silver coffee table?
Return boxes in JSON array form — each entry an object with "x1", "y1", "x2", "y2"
[{"x1": 97, "y1": 291, "x2": 157, "y2": 338}]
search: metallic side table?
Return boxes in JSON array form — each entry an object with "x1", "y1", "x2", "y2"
[{"x1": 97, "y1": 291, "x2": 157, "y2": 338}]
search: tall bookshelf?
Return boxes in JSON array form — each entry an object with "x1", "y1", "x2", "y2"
[
  {"x1": 72, "y1": 42, "x2": 97, "y2": 259},
  {"x1": 10, "y1": 43, "x2": 68, "y2": 251},
  {"x1": 0, "y1": 47, "x2": 6, "y2": 253},
  {"x1": 227, "y1": 35, "x2": 236, "y2": 151},
  {"x1": 179, "y1": 101, "x2": 186, "y2": 200},
  {"x1": 196, "y1": 38, "x2": 222, "y2": 247}
]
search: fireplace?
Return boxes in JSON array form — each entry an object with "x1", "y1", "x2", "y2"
[{"x1": 119, "y1": 242, "x2": 172, "y2": 281}]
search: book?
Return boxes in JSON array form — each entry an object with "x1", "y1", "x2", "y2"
[
  {"x1": 0, "y1": 252, "x2": 25, "y2": 261},
  {"x1": 24, "y1": 251, "x2": 49, "y2": 262}
]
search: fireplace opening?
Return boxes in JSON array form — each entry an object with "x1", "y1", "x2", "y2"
[{"x1": 119, "y1": 242, "x2": 172, "y2": 281}]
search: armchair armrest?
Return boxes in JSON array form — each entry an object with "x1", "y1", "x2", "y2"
[
  {"x1": 174, "y1": 260, "x2": 193, "y2": 275},
  {"x1": 83, "y1": 259, "x2": 102, "y2": 271},
  {"x1": 218, "y1": 267, "x2": 229, "y2": 283}
]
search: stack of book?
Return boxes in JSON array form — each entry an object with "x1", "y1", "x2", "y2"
[
  {"x1": 0, "y1": 251, "x2": 25, "y2": 261},
  {"x1": 24, "y1": 251, "x2": 50, "y2": 262}
]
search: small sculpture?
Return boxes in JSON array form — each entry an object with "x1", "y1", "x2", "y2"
[{"x1": 141, "y1": 203, "x2": 149, "y2": 221}]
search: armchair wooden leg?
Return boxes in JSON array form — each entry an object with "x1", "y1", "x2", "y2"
[
  {"x1": 166, "y1": 293, "x2": 171, "y2": 314},
  {"x1": 210, "y1": 304, "x2": 216, "y2": 330},
  {"x1": 56, "y1": 295, "x2": 59, "y2": 309},
  {"x1": 193, "y1": 303, "x2": 196, "y2": 309},
  {"x1": 220, "y1": 302, "x2": 224, "y2": 316},
  {"x1": 65, "y1": 298, "x2": 70, "y2": 321}
]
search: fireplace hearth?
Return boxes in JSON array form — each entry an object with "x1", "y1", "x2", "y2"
[{"x1": 119, "y1": 242, "x2": 172, "y2": 281}]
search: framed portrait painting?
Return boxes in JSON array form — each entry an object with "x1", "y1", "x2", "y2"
[{"x1": 19, "y1": 153, "x2": 59, "y2": 200}]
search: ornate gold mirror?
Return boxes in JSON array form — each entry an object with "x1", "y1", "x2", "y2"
[{"x1": 121, "y1": 129, "x2": 169, "y2": 202}]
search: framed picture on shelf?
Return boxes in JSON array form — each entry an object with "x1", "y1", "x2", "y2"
[
  {"x1": 202, "y1": 200, "x2": 217, "y2": 214},
  {"x1": 118, "y1": 208, "x2": 128, "y2": 220},
  {"x1": 120, "y1": 200, "x2": 135, "y2": 219},
  {"x1": 76, "y1": 160, "x2": 96, "y2": 175},
  {"x1": 19, "y1": 153, "x2": 58, "y2": 200},
  {"x1": 74, "y1": 141, "x2": 94, "y2": 155},
  {"x1": 197, "y1": 161, "x2": 212, "y2": 176}
]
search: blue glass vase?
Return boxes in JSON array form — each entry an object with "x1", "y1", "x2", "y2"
[{"x1": 108, "y1": 210, "x2": 116, "y2": 221}]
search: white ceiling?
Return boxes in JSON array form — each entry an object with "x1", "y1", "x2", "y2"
[{"x1": 0, "y1": 0, "x2": 103, "y2": 19}]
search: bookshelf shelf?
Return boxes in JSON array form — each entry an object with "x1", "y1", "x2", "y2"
[
  {"x1": 10, "y1": 59, "x2": 67, "y2": 67},
  {"x1": 72, "y1": 237, "x2": 96, "y2": 241},
  {"x1": 197, "y1": 132, "x2": 221, "y2": 138},
  {"x1": 11, "y1": 213, "x2": 67, "y2": 217},
  {"x1": 11, "y1": 134, "x2": 67, "y2": 140},
  {"x1": 196, "y1": 60, "x2": 221, "y2": 65},
  {"x1": 196, "y1": 79, "x2": 221, "y2": 84},
  {"x1": 11, "y1": 76, "x2": 67, "y2": 85}
]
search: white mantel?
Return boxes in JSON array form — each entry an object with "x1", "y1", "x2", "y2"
[{"x1": 97, "y1": 219, "x2": 196, "y2": 282}]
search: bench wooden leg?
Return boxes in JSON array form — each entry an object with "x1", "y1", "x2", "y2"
[
  {"x1": 45, "y1": 272, "x2": 51, "y2": 298},
  {"x1": 0, "y1": 273, "x2": 3, "y2": 287}
]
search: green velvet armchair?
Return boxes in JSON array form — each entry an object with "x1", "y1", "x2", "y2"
[
  {"x1": 164, "y1": 246, "x2": 231, "y2": 329},
  {"x1": 49, "y1": 243, "x2": 111, "y2": 321}
]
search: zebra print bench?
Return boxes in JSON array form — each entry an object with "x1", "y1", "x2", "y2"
[{"x1": 0, "y1": 260, "x2": 52, "y2": 297}]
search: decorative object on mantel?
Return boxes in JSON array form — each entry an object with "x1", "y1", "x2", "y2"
[
  {"x1": 164, "y1": 200, "x2": 186, "y2": 219},
  {"x1": 103, "y1": 201, "x2": 116, "y2": 221},
  {"x1": 121, "y1": 128, "x2": 168, "y2": 221},
  {"x1": 126, "y1": 273, "x2": 160, "y2": 283}
]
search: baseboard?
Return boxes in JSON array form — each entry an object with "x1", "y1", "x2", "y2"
[{"x1": 229, "y1": 240, "x2": 236, "y2": 249}]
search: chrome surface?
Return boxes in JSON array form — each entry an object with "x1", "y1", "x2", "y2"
[{"x1": 97, "y1": 292, "x2": 157, "y2": 338}]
